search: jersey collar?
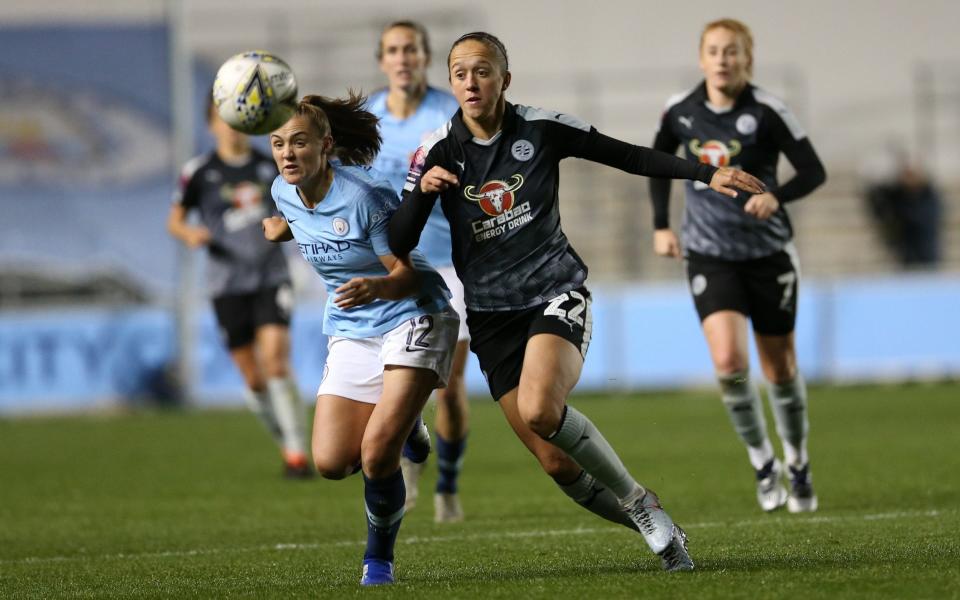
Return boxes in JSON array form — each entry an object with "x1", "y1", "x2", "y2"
[
  {"x1": 695, "y1": 81, "x2": 756, "y2": 111},
  {"x1": 451, "y1": 101, "x2": 518, "y2": 143}
]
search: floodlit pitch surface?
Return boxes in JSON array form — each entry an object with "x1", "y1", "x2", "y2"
[{"x1": 2, "y1": 384, "x2": 958, "y2": 598}]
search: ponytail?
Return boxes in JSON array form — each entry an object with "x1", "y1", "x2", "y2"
[{"x1": 296, "y1": 92, "x2": 382, "y2": 165}]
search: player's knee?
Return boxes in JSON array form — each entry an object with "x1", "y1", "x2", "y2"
[
  {"x1": 763, "y1": 362, "x2": 797, "y2": 385},
  {"x1": 713, "y1": 352, "x2": 749, "y2": 376},
  {"x1": 359, "y1": 439, "x2": 395, "y2": 478},
  {"x1": 313, "y1": 457, "x2": 355, "y2": 480},
  {"x1": 262, "y1": 356, "x2": 289, "y2": 379},
  {"x1": 518, "y1": 401, "x2": 563, "y2": 438}
]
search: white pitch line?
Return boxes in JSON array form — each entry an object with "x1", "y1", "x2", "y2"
[{"x1": 2, "y1": 509, "x2": 944, "y2": 566}]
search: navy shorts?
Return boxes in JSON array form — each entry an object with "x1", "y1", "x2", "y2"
[
  {"x1": 212, "y1": 284, "x2": 293, "y2": 349},
  {"x1": 685, "y1": 249, "x2": 799, "y2": 336},
  {"x1": 468, "y1": 287, "x2": 593, "y2": 401}
]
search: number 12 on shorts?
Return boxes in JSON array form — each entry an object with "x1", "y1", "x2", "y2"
[{"x1": 405, "y1": 315, "x2": 435, "y2": 352}]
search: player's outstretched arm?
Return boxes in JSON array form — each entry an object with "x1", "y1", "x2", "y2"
[
  {"x1": 570, "y1": 128, "x2": 766, "y2": 196},
  {"x1": 333, "y1": 254, "x2": 420, "y2": 309},
  {"x1": 388, "y1": 166, "x2": 455, "y2": 258},
  {"x1": 262, "y1": 216, "x2": 294, "y2": 242}
]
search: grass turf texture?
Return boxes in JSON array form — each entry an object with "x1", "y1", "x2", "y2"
[{"x1": 1, "y1": 383, "x2": 958, "y2": 598}]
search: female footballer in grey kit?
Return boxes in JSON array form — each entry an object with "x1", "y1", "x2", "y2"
[{"x1": 650, "y1": 18, "x2": 826, "y2": 513}]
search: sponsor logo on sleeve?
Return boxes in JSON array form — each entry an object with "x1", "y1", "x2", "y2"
[{"x1": 409, "y1": 146, "x2": 426, "y2": 179}]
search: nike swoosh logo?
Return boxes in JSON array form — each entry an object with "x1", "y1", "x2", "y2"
[{"x1": 287, "y1": 218, "x2": 298, "y2": 224}]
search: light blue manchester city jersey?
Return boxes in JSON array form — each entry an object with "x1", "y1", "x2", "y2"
[
  {"x1": 272, "y1": 163, "x2": 449, "y2": 338},
  {"x1": 368, "y1": 86, "x2": 459, "y2": 267}
]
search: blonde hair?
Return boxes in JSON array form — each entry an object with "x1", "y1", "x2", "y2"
[{"x1": 700, "y1": 18, "x2": 754, "y2": 78}]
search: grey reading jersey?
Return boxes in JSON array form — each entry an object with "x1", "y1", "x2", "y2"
[
  {"x1": 404, "y1": 103, "x2": 599, "y2": 312},
  {"x1": 173, "y1": 149, "x2": 290, "y2": 297},
  {"x1": 653, "y1": 83, "x2": 815, "y2": 260}
]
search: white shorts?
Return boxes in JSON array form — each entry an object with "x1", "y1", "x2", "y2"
[
  {"x1": 317, "y1": 307, "x2": 460, "y2": 404},
  {"x1": 437, "y1": 265, "x2": 470, "y2": 342}
]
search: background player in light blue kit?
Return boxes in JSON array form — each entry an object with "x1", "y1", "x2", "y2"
[
  {"x1": 262, "y1": 94, "x2": 459, "y2": 586},
  {"x1": 368, "y1": 20, "x2": 469, "y2": 523},
  {"x1": 167, "y1": 94, "x2": 312, "y2": 478}
]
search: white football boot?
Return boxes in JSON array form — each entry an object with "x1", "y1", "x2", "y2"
[
  {"x1": 786, "y1": 463, "x2": 818, "y2": 513},
  {"x1": 400, "y1": 415, "x2": 431, "y2": 511},
  {"x1": 399, "y1": 457, "x2": 425, "y2": 511},
  {"x1": 434, "y1": 492, "x2": 464, "y2": 523},
  {"x1": 755, "y1": 458, "x2": 789, "y2": 512}
]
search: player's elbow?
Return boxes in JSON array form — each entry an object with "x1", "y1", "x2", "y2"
[
  {"x1": 387, "y1": 226, "x2": 414, "y2": 258},
  {"x1": 807, "y1": 161, "x2": 827, "y2": 192}
]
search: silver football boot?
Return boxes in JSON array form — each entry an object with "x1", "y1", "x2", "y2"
[{"x1": 621, "y1": 487, "x2": 694, "y2": 572}]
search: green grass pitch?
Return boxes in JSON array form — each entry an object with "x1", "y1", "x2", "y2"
[{"x1": 2, "y1": 383, "x2": 958, "y2": 598}]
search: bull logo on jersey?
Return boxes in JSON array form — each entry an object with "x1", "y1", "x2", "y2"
[
  {"x1": 463, "y1": 174, "x2": 524, "y2": 216},
  {"x1": 688, "y1": 139, "x2": 742, "y2": 167},
  {"x1": 223, "y1": 181, "x2": 264, "y2": 208}
]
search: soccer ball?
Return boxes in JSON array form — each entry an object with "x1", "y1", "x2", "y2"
[{"x1": 212, "y1": 50, "x2": 299, "y2": 135}]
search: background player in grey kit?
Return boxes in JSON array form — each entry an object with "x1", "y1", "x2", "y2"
[
  {"x1": 367, "y1": 20, "x2": 469, "y2": 523},
  {"x1": 650, "y1": 18, "x2": 826, "y2": 512},
  {"x1": 389, "y1": 31, "x2": 766, "y2": 572},
  {"x1": 167, "y1": 95, "x2": 312, "y2": 478}
]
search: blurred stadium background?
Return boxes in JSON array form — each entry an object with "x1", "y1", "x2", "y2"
[{"x1": 1, "y1": 0, "x2": 959, "y2": 412}]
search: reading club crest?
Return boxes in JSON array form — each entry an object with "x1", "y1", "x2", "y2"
[
  {"x1": 463, "y1": 174, "x2": 525, "y2": 216},
  {"x1": 511, "y1": 139, "x2": 535, "y2": 161}
]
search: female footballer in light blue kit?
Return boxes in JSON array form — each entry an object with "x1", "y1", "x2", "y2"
[
  {"x1": 367, "y1": 20, "x2": 469, "y2": 523},
  {"x1": 263, "y1": 94, "x2": 459, "y2": 586}
]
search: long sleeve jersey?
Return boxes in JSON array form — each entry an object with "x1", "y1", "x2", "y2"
[{"x1": 389, "y1": 102, "x2": 717, "y2": 311}]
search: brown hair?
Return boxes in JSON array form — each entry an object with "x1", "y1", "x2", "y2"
[
  {"x1": 376, "y1": 20, "x2": 431, "y2": 60},
  {"x1": 206, "y1": 85, "x2": 218, "y2": 123},
  {"x1": 447, "y1": 31, "x2": 509, "y2": 74},
  {"x1": 296, "y1": 92, "x2": 381, "y2": 166},
  {"x1": 700, "y1": 18, "x2": 754, "y2": 77}
]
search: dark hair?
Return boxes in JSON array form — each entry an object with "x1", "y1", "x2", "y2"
[
  {"x1": 447, "y1": 31, "x2": 509, "y2": 72},
  {"x1": 376, "y1": 20, "x2": 431, "y2": 60},
  {"x1": 296, "y1": 92, "x2": 382, "y2": 166}
]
